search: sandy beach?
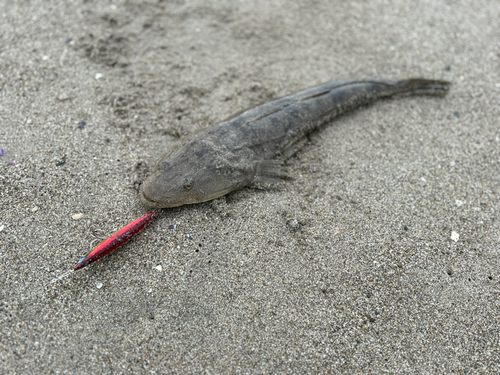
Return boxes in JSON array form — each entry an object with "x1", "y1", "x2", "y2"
[{"x1": 1, "y1": 0, "x2": 499, "y2": 373}]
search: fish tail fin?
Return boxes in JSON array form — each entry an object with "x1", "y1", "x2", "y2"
[{"x1": 395, "y1": 78, "x2": 451, "y2": 96}]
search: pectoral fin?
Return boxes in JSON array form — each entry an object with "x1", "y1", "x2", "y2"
[{"x1": 250, "y1": 160, "x2": 289, "y2": 188}]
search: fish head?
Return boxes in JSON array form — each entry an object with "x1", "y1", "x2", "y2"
[{"x1": 140, "y1": 140, "x2": 254, "y2": 208}]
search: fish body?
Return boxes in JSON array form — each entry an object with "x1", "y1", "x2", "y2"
[{"x1": 140, "y1": 78, "x2": 449, "y2": 208}]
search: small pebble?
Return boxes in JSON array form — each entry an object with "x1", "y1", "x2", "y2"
[
  {"x1": 0, "y1": 224, "x2": 4, "y2": 232},
  {"x1": 78, "y1": 121, "x2": 86, "y2": 129},
  {"x1": 154, "y1": 265, "x2": 162, "y2": 271},
  {"x1": 451, "y1": 231, "x2": 459, "y2": 242},
  {"x1": 186, "y1": 234, "x2": 193, "y2": 240},
  {"x1": 8, "y1": 159, "x2": 15, "y2": 166},
  {"x1": 55, "y1": 156, "x2": 66, "y2": 166},
  {"x1": 58, "y1": 94, "x2": 71, "y2": 101},
  {"x1": 42, "y1": 55, "x2": 49, "y2": 61},
  {"x1": 0, "y1": 147, "x2": 5, "y2": 156},
  {"x1": 168, "y1": 224, "x2": 177, "y2": 230},
  {"x1": 95, "y1": 73, "x2": 103, "y2": 80},
  {"x1": 96, "y1": 283, "x2": 103, "y2": 289},
  {"x1": 72, "y1": 213, "x2": 85, "y2": 220},
  {"x1": 455, "y1": 200, "x2": 465, "y2": 207},
  {"x1": 31, "y1": 206, "x2": 39, "y2": 213}
]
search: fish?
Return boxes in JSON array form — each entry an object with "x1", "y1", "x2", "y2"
[{"x1": 140, "y1": 78, "x2": 450, "y2": 208}]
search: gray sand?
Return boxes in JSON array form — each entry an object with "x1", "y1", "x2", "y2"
[{"x1": 1, "y1": 0, "x2": 500, "y2": 373}]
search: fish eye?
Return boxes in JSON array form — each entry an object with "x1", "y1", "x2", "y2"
[{"x1": 183, "y1": 178, "x2": 193, "y2": 190}]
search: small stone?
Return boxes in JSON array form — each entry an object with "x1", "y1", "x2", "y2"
[
  {"x1": 96, "y1": 283, "x2": 103, "y2": 289},
  {"x1": 72, "y1": 213, "x2": 85, "y2": 220},
  {"x1": 0, "y1": 224, "x2": 4, "y2": 232},
  {"x1": 31, "y1": 206, "x2": 39, "y2": 212},
  {"x1": 58, "y1": 94, "x2": 71, "y2": 101},
  {"x1": 154, "y1": 265, "x2": 162, "y2": 271},
  {"x1": 0, "y1": 147, "x2": 5, "y2": 156},
  {"x1": 42, "y1": 55, "x2": 49, "y2": 61},
  {"x1": 451, "y1": 231, "x2": 459, "y2": 242},
  {"x1": 95, "y1": 73, "x2": 103, "y2": 80},
  {"x1": 455, "y1": 200, "x2": 465, "y2": 207}
]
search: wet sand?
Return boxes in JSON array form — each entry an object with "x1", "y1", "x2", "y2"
[{"x1": 1, "y1": 0, "x2": 500, "y2": 373}]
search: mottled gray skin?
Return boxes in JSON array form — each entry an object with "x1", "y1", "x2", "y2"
[{"x1": 140, "y1": 78, "x2": 450, "y2": 208}]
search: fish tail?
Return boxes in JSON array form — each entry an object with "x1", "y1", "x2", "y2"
[{"x1": 394, "y1": 78, "x2": 451, "y2": 96}]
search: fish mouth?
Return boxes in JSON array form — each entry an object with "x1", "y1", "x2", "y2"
[
  {"x1": 140, "y1": 190, "x2": 164, "y2": 208},
  {"x1": 142, "y1": 191, "x2": 159, "y2": 204},
  {"x1": 140, "y1": 189, "x2": 181, "y2": 209}
]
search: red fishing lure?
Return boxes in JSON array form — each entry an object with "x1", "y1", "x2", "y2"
[{"x1": 74, "y1": 211, "x2": 156, "y2": 270}]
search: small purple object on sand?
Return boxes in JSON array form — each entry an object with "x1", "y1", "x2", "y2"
[{"x1": 0, "y1": 147, "x2": 5, "y2": 156}]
